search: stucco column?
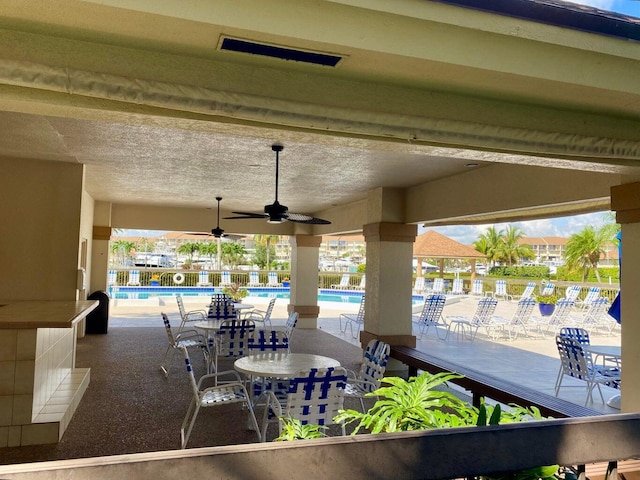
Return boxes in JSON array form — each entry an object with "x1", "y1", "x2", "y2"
[
  {"x1": 360, "y1": 222, "x2": 417, "y2": 350},
  {"x1": 611, "y1": 182, "x2": 640, "y2": 413},
  {"x1": 288, "y1": 235, "x2": 321, "y2": 329},
  {"x1": 90, "y1": 202, "x2": 113, "y2": 293}
]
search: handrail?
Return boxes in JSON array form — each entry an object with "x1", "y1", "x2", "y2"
[{"x1": 1, "y1": 414, "x2": 639, "y2": 480}]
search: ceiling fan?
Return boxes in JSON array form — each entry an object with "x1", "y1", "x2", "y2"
[
  {"x1": 224, "y1": 144, "x2": 331, "y2": 225},
  {"x1": 188, "y1": 196, "x2": 227, "y2": 238}
]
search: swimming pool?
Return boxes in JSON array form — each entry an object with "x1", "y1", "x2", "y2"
[{"x1": 109, "y1": 286, "x2": 423, "y2": 305}]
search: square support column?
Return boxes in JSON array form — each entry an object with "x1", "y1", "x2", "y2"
[
  {"x1": 361, "y1": 222, "x2": 417, "y2": 349},
  {"x1": 288, "y1": 235, "x2": 322, "y2": 329}
]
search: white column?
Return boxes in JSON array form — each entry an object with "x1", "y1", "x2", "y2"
[
  {"x1": 288, "y1": 235, "x2": 321, "y2": 329},
  {"x1": 611, "y1": 182, "x2": 640, "y2": 412}
]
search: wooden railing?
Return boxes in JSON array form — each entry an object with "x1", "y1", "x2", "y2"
[{"x1": 1, "y1": 414, "x2": 639, "y2": 480}]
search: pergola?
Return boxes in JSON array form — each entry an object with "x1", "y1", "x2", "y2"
[{"x1": 413, "y1": 230, "x2": 485, "y2": 278}]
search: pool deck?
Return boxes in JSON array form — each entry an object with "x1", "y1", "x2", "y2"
[{"x1": 109, "y1": 292, "x2": 621, "y2": 414}]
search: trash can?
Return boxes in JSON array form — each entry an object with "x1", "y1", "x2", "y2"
[{"x1": 86, "y1": 290, "x2": 110, "y2": 334}]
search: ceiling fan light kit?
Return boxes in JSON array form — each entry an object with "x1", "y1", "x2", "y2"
[{"x1": 225, "y1": 144, "x2": 331, "y2": 225}]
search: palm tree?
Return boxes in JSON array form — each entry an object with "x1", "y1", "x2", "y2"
[
  {"x1": 564, "y1": 224, "x2": 617, "y2": 282},
  {"x1": 110, "y1": 240, "x2": 136, "y2": 267},
  {"x1": 474, "y1": 226, "x2": 504, "y2": 268},
  {"x1": 497, "y1": 225, "x2": 534, "y2": 266},
  {"x1": 221, "y1": 242, "x2": 247, "y2": 269},
  {"x1": 253, "y1": 234, "x2": 280, "y2": 270},
  {"x1": 177, "y1": 242, "x2": 201, "y2": 268},
  {"x1": 198, "y1": 241, "x2": 218, "y2": 269}
]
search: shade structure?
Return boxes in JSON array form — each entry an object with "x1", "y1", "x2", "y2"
[{"x1": 413, "y1": 230, "x2": 485, "y2": 277}]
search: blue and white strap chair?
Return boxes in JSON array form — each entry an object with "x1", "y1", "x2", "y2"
[
  {"x1": 283, "y1": 311, "x2": 298, "y2": 349},
  {"x1": 331, "y1": 274, "x2": 350, "y2": 289},
  {"x1": 412, "y1": 294, "x2": 447, "y2": 340},
  {"x1": 127, "y1": 269, "x2": 140, "y2": 286},
  {"x1": 219, "y1": 271, "x2": 233, "y2": 287},
  {"x1": 160, "y1": 312, "x2": 209, "y2": 377},
  {"x1": 450, "y1": 278, "x2": 464, "y2": 295},
  {"x1": 180, "y1": 346, "x2": 260, "y2": 448},
  {"x1": 248, "y1": 271, "x2": 264, "y2": 287},
  {"x1": 554, "y1": 335, "x2": 620, "y2": 405},
  {"x1": 519, "y1": 282, "x2": 536, "y2": 300},
  {"x1": 488, "y1": 279, "x2": 512, "y2": 301},
  {"x1": 107, "y1": 269, "x2": 118, "y2": 286},
  {"x1": 267, "y1": 272, "x2": 282, "y2": 287},
  {"x1": 344, "y1": 339, "x2": 390, "y2": 411},
  {"x1": 529, "y1": 298, "x2": 576, "y2": 336},
  {"x1": 471, "y1": 279, "x2": 484, "y2": 296},
  {"x1": 428, "y1": 277, "x2": 444, "y2": 294},
  {"x1": 207, "y1": 294, "x2": 237, "y2": 321},
  {"x1": 490, "y1": 298, "x2": 536, "y2": 340},
  {"x1": 412, "y1": 276, "x2": 426, "y2": 296},
  {"x1": 445, "y1": 297, "x2": 498, "y2": 341},
  {"x1": 261, "y1": 366, "x2": 348, "y2": 442},
  {"x1": 247, "y1": 329, "x2": 291, "y2": 400},
  {"x1": 564, "y1": 285, "x2": 582, "y2": 302},
  {"x1": 211, "y1": 319, "x2": 255, "y2": 374},
  {"x1": 578, "y1": 286, "x2": 602, "y2": 311},
  {"x1": 197, "y1": 271, "x2": 212, "y2": 286},
  {"x1": 339, "y1": 294, "x2": 365, "y2": 338}
]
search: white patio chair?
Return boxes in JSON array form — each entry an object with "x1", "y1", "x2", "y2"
[
  {"x1": 487, "y1": 279, "x2": 512, "y2": 301},
  {"x1": 470, "y1": 278, "x2": 484, "y2": 296},
  {"x1": 176, "y1": 294, "x2": 207, "y2": 333},
  {"x1": 539, "y1": 282, "x2": 556, "y2": 297},
  {"x1": 519, "y1": 282, "x2": 536, "y2": 300},
  {"x1": 211, "y1": 319, "x2": 256, "y2": 374},
  {"x1": 354, "y1": 274, "x2": 366, "y2": 291},
  {"x1": 197, "y1": 270, "x2": 212, "y2": 286},
  {"x1": 127, "y1": 269, "x2": 140, "y2": 286},
  {"x1": 339, "y1": 294, "x2": 365, "y2": 338},
  {"x1": 107, "y1": 269, "x2": 118, "y2": 286},
  {"x1": 180, "y1": 346, "x2": 260, "y2": 448},
  {"x1": 577, "y1": 286, "x2": 601, "y2": 311},
  {"x1": 412, "y1": 294, "x2": 447, "y2": 340},
  {"x1": 206, "y1": 293, "x2": 237, "y2": 321},
  {"x1": 247, "y1": 329, "x2": 291, "y2": 400},
  {"x1": 489, "y1": 298, "x2": 536, "y2": 340},
  {"x1": 344, "y1": 339, "x2": 390, "y2": 411},
  {"x1": 412, "y1": 276, "x2": 426, "y2": 296},
  {"x1": 243, "y1": 297, "x2": 275, "y2": 327},
  {"x1": 579, "y1": 297, "x2": 613, "y2": 334},
  {"x1": 554, "y1": 335, "x2": 620, "y2": 405},
  {"x1": 247, "y1": 271, "x2": 264, "y2": 287},
  {"x1": 261, "y1": 366, "x2": 347, "y2": 442},
  {"x1": 450, "y1": 278, "x2": 464, "y2": 295},
  {"x1": 283, "y1": 311, "x2": 298, "y2": 350},
  {"x1": 445, "y1": 297, "x2": 498, "y2": 341},
  {"x1": 331, "y1": 274, "x2": 350, "y2": 289},
  {"x1": 528, "y1": 298, "x2": 576, "y2": 336},
  {"x1": 160, "y1": 312, "x2": 210, "y2": 377},
  {"x1": 267, "y1": 272, "x2": 282, "y2": 287},
  {"x1": 426, "y1": 277, "x2": 444, "y2": 294},
  {"x1": 564, "y1": 285, "x2": 581, "y2": 302},
  {"x1": 219, "y1": 271, "x2": 233, "y2": 287}
]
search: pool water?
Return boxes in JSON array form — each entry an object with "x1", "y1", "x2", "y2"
[{"x1": 109, "y1": 286, "x2": 423, "y2": 305}]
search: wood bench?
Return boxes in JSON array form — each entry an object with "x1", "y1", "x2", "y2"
[{"x1": 390, "y1": 345, "x2": 602, "y2": 418}]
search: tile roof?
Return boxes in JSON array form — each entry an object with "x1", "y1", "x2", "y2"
[{"x1": 413, "y1": 230, "x2": 484, "y2": 259}]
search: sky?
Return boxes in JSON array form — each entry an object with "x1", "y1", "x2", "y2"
[{"x1": 575, "y1": 0, "x2": 640, "y2": 16}]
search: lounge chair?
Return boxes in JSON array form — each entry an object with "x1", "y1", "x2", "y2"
[
  {"x1": 487, "y1": 279, "x2": 512, "y2": 301},
  {"x1": 196, "y1": 271, "x2": 212, "y2": 287},
  {"x1": 267, "y1": 272, "x2": 282, "y2": 287},
  {"x1": 426, "y1": 277, "x2": 444, "y2": 294},
  {"x1": 470, "y1": 279, "x2": 484, "y2": 296},
  {"x1": 445, "y1": 297, "x2": 498, "y2": 341},
  {"x1": 519, "y1": 282, "x2": 536, "y2": 300},
  {"x1": 247, "y1": 271, "x2": 264, "y2": 287},
  {"x1": 577, "y1": 286, "x2": 601, "y2": 311},
  {"x1": 540, "y1": 282, "x2": 556, "y2": 297},
  {"x1": 412, "y1": 276, "x2": 426, "y2": 296},
  {"x1": 219, "y1": 271, "x2": 233, "y2": 287},
  {"x1": 450, "y1": 278, "x2": 464, "y2": 295},
  {"x1": 528, "y1": 299, "x2": 576, "y2": 336},
  {"x1": 353, "y1": 274, "x2": 366, "y2": 291},
  {"x1": 107, "y1": 269, "x2": 118, "y2": 286},
  {"x1": 489, "y1": 298, "x2": 536, "y2": 340},
  {"x1": 127, "y1": 270, "x2": 140, "y2": 286},
  {"x1": 331, "y1": 274, "x2": 350, "y2": 289},
  {"x1": 412, "y1": 294, "x2": 447, "y2": 340}
]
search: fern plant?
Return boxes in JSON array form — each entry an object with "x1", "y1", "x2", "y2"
[
  {"x1": 274, "y1": 417, "x2": 327, "y2": 441},
  {"x1": 334, "y1": 372, "x2": 476, "y2": 434}
]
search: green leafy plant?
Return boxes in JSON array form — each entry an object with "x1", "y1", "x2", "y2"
[
  {"x1": 534, "y1": 294, "x2": 559, "y2": 305},
  {"x1": 334, "y1": 372, "x2": 476, "y2": 433},
  {"x1": 222, "y1": 283, "x2": 248, "y2": 302},
  {"x1": 274, "y1": 417, "x2": 327, "y2": 441}
]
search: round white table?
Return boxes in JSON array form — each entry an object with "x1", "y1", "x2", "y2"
[{"x1": 234, "y1": 353, "x2": 340, "y2": 379}]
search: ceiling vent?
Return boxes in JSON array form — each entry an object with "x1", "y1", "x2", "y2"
[{"x1": 219, "y1": 36, "x2": 344, "y2": 67}]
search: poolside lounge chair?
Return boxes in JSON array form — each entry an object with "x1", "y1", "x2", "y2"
[
  {"x1": 577, "y1": 286, "x2": 601, "y2": 311},
  {"x1": 412, "y1": 294, "x2": 447, "y2": 340},
  {"x1": 107, "y1": 269, "x2": 118, "y2": 286},
  {"x1": 353, "y1": 274, "x2": 366, "y2": 291},
  {"x1": 247, "y1": 272, "x2": 264, "y2": 287},
  {"x1": 450, "y1": 278, "x2": 464, "y2": 295},
  {"x1": 219, "y1": 271, "x2": 233, "y2": 287},
  {"x1": 519, "y1": 282, "x2": 536, "y2": 300},
  {"x1": 470, "y1": 279, "x2": 484, "y2": 296},
  {"x1": 127, "y1": 270, "x2": 140, "y2": 286},
  {"x1": 487, "y1": 279, "x2": 512, "y2": 301},
  {"x1": 267, "y1": 272, "x2": 282, "y2": 287},
  {"x1": 427, "y1": 277, "x2": 444, "y2": 294},
  {"x1": 412, "y1": 276, "x2": 426, "y2": 296},
  {"x1": 540, "y1": 282, "x2": 555, "y2": 297},
  {"x1": 564, "y1": 285, "x2": 581, "y2": 302},
  {"x1": 445, "y1": 297, "x2": 498, "y2": 341},
  {"x1": 529, "y1": 298, "x2": 576, "y2": 336},
  {"x1": 331, "y1": 274, "x2": 350, "y2": 289},
  {"x1": 489, "y1": 298, "x2": 536, "y2": 340},
  {"x1": 197, "y1": 271, "x2": 212, "y2": 287}
]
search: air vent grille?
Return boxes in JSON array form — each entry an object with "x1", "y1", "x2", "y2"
[{"x1": 219, "y1": 37, "x2": 343, "y2": 67}]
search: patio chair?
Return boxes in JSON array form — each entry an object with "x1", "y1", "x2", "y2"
[
  {"x1": 180, "y1": 346, "x2": 260, "y2": 448},
  {"x1": 339, "y1": 294, "x2": 365, "y2": 338},
  {"x1": 107, "y1": 269, "x2": 118, "y2": 286},
  {"x1": 487, "y1": 279, "x2": 512, "y2": 301},
  {"x1": 344, "y1": 339, "x2": 390, "y2": 411},
  {"x1": 243, "y1": 297, "x2": 275, "y2": 327},
  {"x1": 554, "y1": 335, "x2": 620, "y2": 405},
  {"x1": 283, "y1": 311, "x2": 299, "y2": 350},
  {"x1": 412, "y1": 294, "x2": 447, "y2": 340},
  {"x1": 127, "y1": 269, "x2": 140, "y2": 286},
  {"x1": 247, "y1": 271, "x2": 264, "y2": 287},
  {"x1": 444, "y1": 297, "x2": 498, "y2": 341},
  {"x1": 197, "y1": 270, "x2": 212, "y2": 287},
  {"x1": 519, "y1": 282, "x2": 536, "y2": 300},
  {"x1": 577, "y1": 286, "x2": 601, "y2": 311},
  {"x1": 470, "y1": 278, "x2": 484, "y2": 296},
  {"x1": 528, "y1": 298, "x2": 576, "y2": 336},
  {"x1": 564, "y1": 285, "x2": 581, "y2": 302},
  {"x1": 207, "y1": 293, "x2": 237, "y2": 321},
  {"x1": 211, "y1": 319, "x2": 256, "y2": 374},
  {"x1": 412, "y1": 276, "x2": 426, "y2": 296},
  {"x1": 219, "y1": 271, "x2": 233, "y2": 287},
  {"x1": 579, "y1": 297, "x2": 613, "y2": 334},
  {"x1": 489, "y1": 298, "x2": 536, "y2": 340},
  {"x1": 450, "y1": 278, "x2": 464, "y2": 295},
  {"x1": 247, "y1": 329, "x2": 291, "y2": 400},
  {"x1": 267, "y1": 272, "x2": 282, "y2": 287},
  {"x1": 331, "y1": 274, "x2": 350, "y2": 289},
  {"x1": 160, "y1": 312, "x2": 210, "y2": 377},
  {"x1": 261, "y1": 366, "x2": 347, "y2": 442},
  {"x1": 176, "y1": 295, "x2": 207, "y2": 333},
  {"x1": 427, "y1": 277, "x2": 445, "y2": 294},
  {"x1": 354, "y1": 274, "x2": 366, "y2": 291},
  {"x1": 540, "y1": 282, "x2": 556, "y2": 297}
]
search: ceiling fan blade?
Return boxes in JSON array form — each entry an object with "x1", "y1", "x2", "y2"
[
  {"x1": 286, "y1": 213, "x2": 332, "y2": 225},
  {"x1": 186, "y1": 232, "x2": 214, "y2": 236},
  {"x1": 224, "y1": 211, "x2": 267, "y2": 220}
]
